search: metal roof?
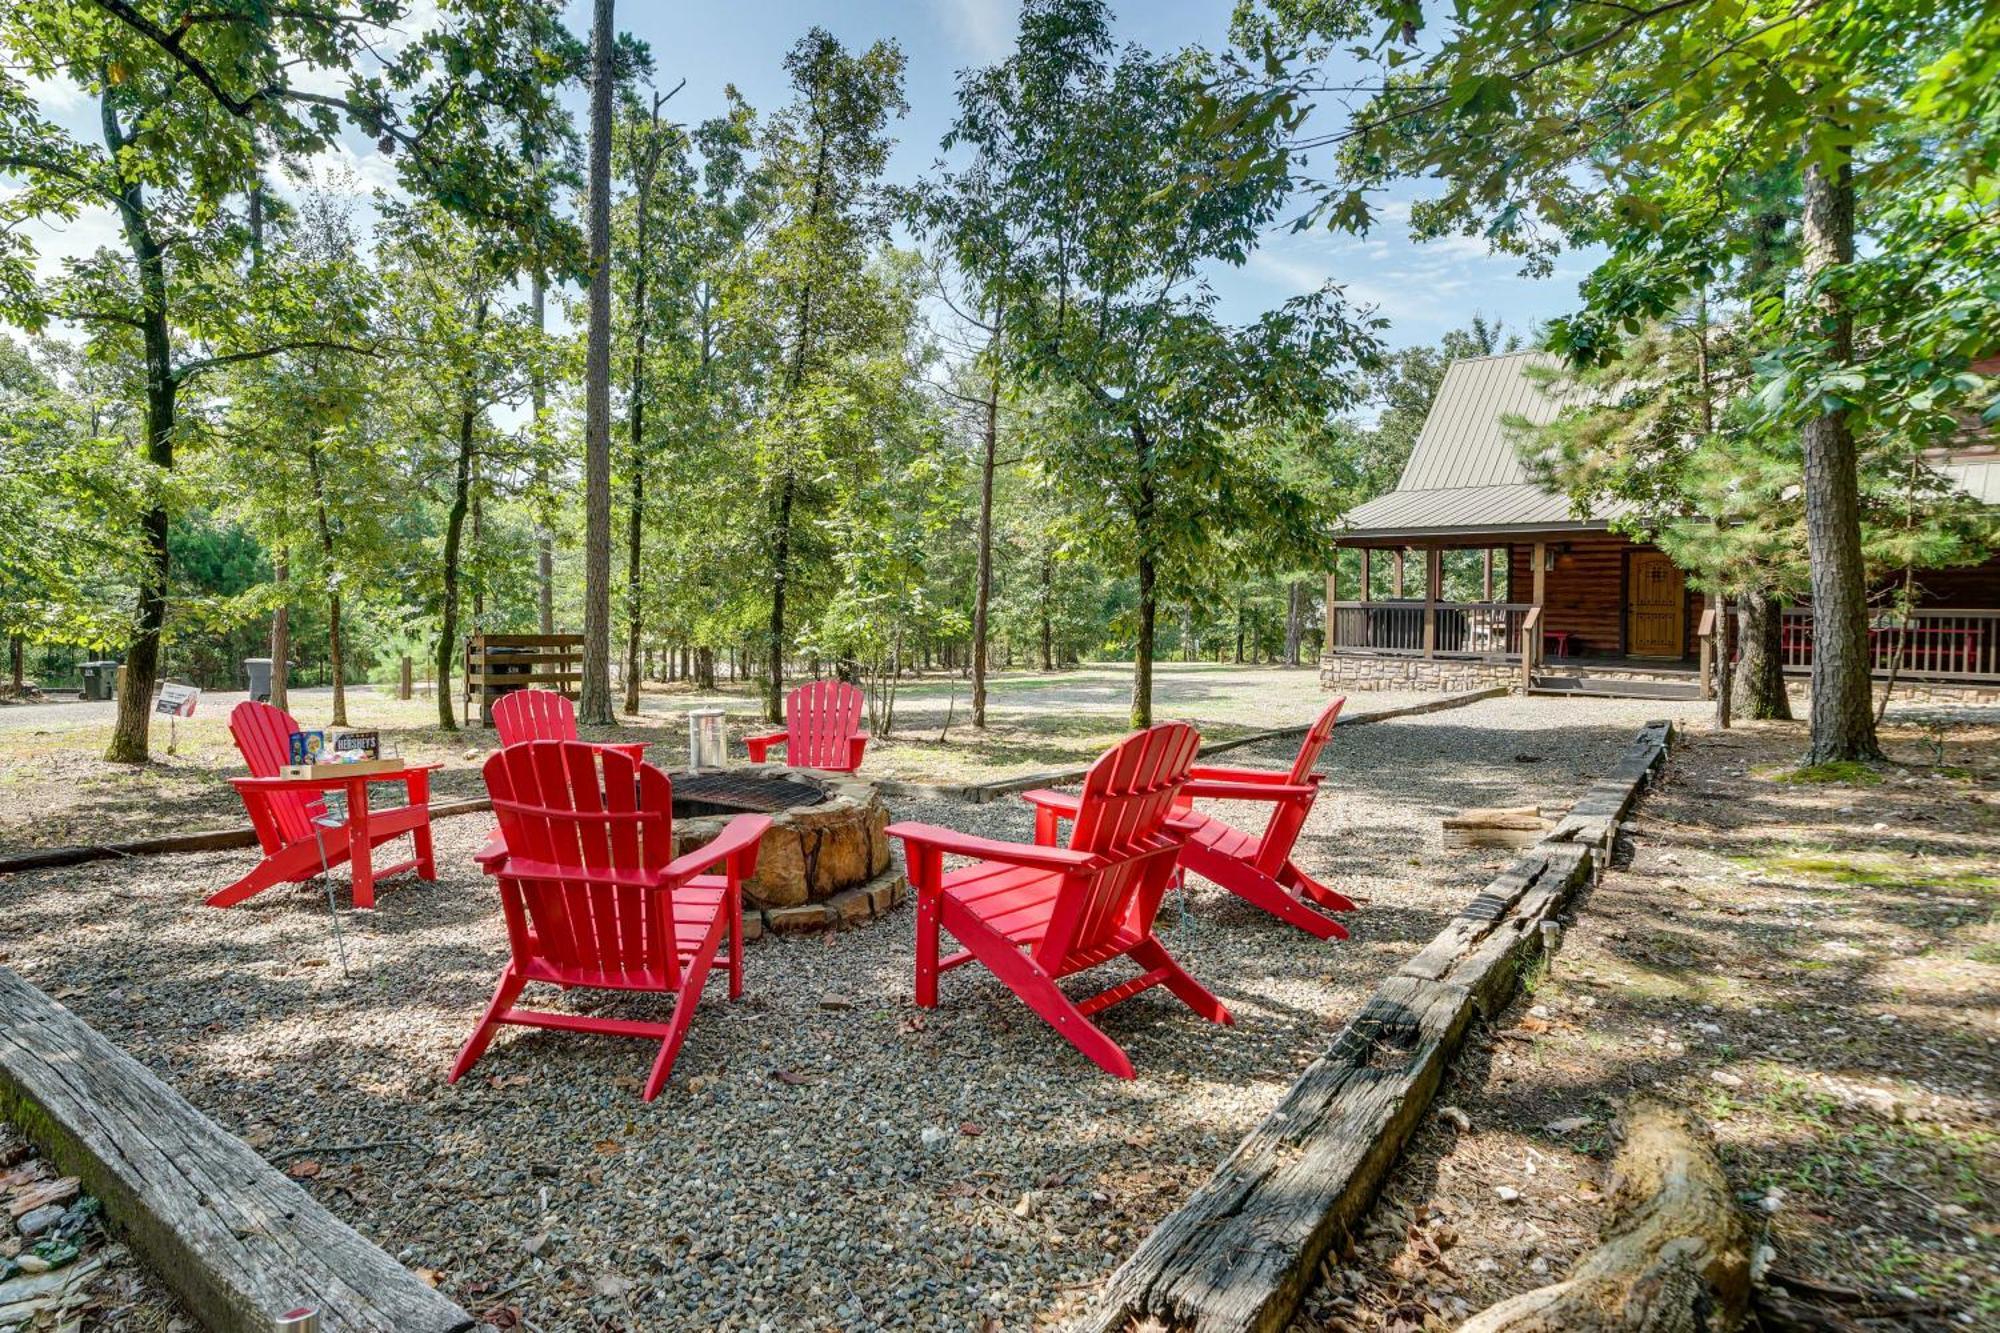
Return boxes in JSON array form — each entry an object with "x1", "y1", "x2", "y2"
[
  {"x1": 1341, "y1": 350, "x2": 1617, "y2": 539},
  {"x1": 1338, "y1": 349, "x2": 1999, "y2": 542}
]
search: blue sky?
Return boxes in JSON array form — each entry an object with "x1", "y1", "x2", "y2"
[{"x1": 14, "y1": 1, "x2": 1597, "y2": 355}]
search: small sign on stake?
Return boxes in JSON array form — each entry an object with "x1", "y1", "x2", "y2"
[{"x1": 154, "y1": 682, "x2": 199, "y2": 754}]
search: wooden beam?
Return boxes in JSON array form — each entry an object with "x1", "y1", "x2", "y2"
[
  {"x1": 1482, "y1": 547, "x2": 1494, "y2": 602},
  {"x1": 1422, "y1": 549, "x2": 1440, "y2": 657},
  {"x1": 1360, "y1": 548, "x2": 1371, "y2": 601},
  {"x1": 1078, "y1": 721, "x2": 1676, "y2": 1333},
  {"x1": 0, "y1": 969, "x2": 486, "y2": 1333},
  {"x1": 1698, "y1": 600, "x2": 1717, "y2": 700},
  {"x1": 1393, "y1": 549, "x2": 1405, "y2": 599},
  {"x1": 1531, "y1": 540, "x2": 1547, "y2": 607}
]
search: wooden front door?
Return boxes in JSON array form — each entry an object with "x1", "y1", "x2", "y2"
[{"x1": 1628, "y1": 551, "x2": 1685, "y2": 658}]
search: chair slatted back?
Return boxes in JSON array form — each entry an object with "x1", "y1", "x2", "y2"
[
  {"x1": 482, "y1": 741, "x2": 680, "y2": 990},
  {"x1": 492, "y1": 688, "x2": 578, "y2": 749},
  {"x1": 786, "y1": 680, "x2": 865, "y2": 769},
  {"x1": 229, "y1": 700, "x2": 327, "y2": 847},
  {"x1": 1286, "y1": 696, "x2": 1346, "y2": 783},
  {"x1": 1039, "y1": 723, "x2": 1201, "y2": 966}
]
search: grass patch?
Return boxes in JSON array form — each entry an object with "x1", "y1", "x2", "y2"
[{"x1": 1772, "y1": 760, "x2": 1884, "y2": 786}]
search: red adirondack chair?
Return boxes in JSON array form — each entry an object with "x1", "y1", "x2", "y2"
[
  {"x1": 491, "y1": 688, "x2": 647, "y2": 765},
  {"x1": 1023, "y1": 697, "x2": 1354, "y2": 940},
  {"x1": 885, "y1": 723, "x2": 1227, "y2": 1079},
  {"x1": 214, "y1": 700, "x2": 437, "y2": 910},
  {"x1": 452, "y1": 741, "x2": 769, "y2": 1101},
  {"x1": 744, "y1": 680, "x2": 868, "y2": 773}
]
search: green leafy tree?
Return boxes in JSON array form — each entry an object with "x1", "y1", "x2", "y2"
[
  {"x1": 945, "y1": 0, "x2": 1379, "y2": 726},
  {"x1": 1213, "y1": 0, "x2": 2000, "y2": 761}
]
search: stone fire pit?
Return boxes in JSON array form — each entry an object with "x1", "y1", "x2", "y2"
[{"x1": 669, "y1": 767, "x2": 905, "y2": 937}]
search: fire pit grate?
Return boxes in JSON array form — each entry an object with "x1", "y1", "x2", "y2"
[{"x1": 670, "y1": 771, "x2": 830, "y2": 819}]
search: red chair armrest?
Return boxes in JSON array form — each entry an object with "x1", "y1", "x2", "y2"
[
  {"x1": 743, "y1": 731, "x2": 788, "y2": 763},
  {"x1": 229, "y1": 775, "x2": 335, "y2": 793},
  {"x1": 845, "y1": 733, "x2": 869, "y2": 769},
  {"x1": 1019, "y1": 789, "x2": 1081, "y2": 816},
  {"x1": 1187, "y1": 764, "x2": 1286, "y2": 783},
  {"x1": 474, "y1": 830, "x2": 508, "y2": 869},
  {"x1": 884, "y1": 821, "x2": 1095, "y2": 872},
  {"x1": 665, "y1": 814, "x2": 772, "y2": 883},
  {"x1": 1182, "y1": 778, "x2": 1318, "y2": 802}
]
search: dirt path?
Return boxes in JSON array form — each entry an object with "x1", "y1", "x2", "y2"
[{"x1": 1293, "y1": 716, "x2": 1999, "y2": 1331}]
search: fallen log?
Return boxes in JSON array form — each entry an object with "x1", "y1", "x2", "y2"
[
  {"x1": 0, "y1": 968, "x2": 487, "y2": 1333},
  {"x1": 1442, "y1": 806, "x2": 1554, "y2": 850},
  {"x1": 1458, "y1": 1098, "x2": 1750, "y2": 1333}
]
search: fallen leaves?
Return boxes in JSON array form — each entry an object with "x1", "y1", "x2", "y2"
[{"x1": 283, "y1": 1160, "x2": 322, "y2": 1180}]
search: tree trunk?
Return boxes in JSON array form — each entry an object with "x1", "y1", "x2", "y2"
[
  {"x1": 437, "y1": 399, "x2": 477, "y2": 731},
  {"x1": 269, "y1": 556, "x2": 290, "y2": 711},
  {"x1": 307, "y1": 443, "x2": 345, "y2": 726},
  {"x1": 1284, "y1": 580, "x2": 1304, "y2": 666},
  {"x1": 532, "y1": 270, "x2": 555, "y2": 636},
  {"x1": 1735, "y1": 595, "x2": 1791, "y2": 720},
  {"x1": 1129, "y1": 420, "x2": 1156, "y2": 729},
  {"x1": 972, "y1": 333, "x2": 1001, "y2": 729},
  {"x1": 469, "y1": 469, "x2": 483, "y2": 626},
  {"x1": 625, "y1": 443, "x2": 644, "y2": 716},
  {"x1": 1458, "y1": 1099, "x2": 1750, "y2": 1332},
  {"x1": 1234, "y1": 605, "x2": 1245, "y2": 664},
  {"x1": 9, "y1": 635, "x2": 23, "y2": 694},
  {"x1": 766, "y1": 478, "x2": 794, "y2": 723},
  {"x1": 104, "y1": 95, "x2": 172, "y2": 765},
  {"x1": 1798, "y1": 138, "x2": 1881, "y2": 764},
  {"x1": 577, "y1": 0, "x2": 617, "y2": 725},
  {"x1": 1040, "y1": 554, "x2": 1054, "y2": 671}
]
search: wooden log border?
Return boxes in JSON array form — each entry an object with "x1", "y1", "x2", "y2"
[
  {"x1": 0, "y1": 797, "x2": 493, "y2": 877},
  {"x1": 1075, "y1": 717, "x2": 1676, "y2": 1333},
  {"x1": 878, "y1": 686, "x2": 1510, "y2": 805},
  {"x1": 0, "y1": 969, "x2": 488, "y2": 1333}
]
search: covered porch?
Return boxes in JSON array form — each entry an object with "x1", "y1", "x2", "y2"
[{"x1": 1324, "y1": 533, "x2": 2000, "y2": 697}]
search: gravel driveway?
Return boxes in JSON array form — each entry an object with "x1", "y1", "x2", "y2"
[{"x1": 0, "y1": 694, "x2": 1704, "y2": 1331}]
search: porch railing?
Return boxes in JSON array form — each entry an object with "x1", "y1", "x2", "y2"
[
  {"x1": 1778, "y1": 608, "x2": 2000, "y2": 682},
  {"x1": 1330, "y1": 601, "x2": 1536, "y2": 660}
]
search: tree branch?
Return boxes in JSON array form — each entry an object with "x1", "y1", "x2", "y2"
[{"x1": 172, "y1": 339, "x2": 379, "y2": 385}]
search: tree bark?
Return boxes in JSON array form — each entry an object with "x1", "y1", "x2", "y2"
[
  {"x1": 104, "y1": 95, "x2": 172, "y2": 765},
  {"x1": 1458, "y1": 1100, "x2": 1750, "y2": 1332},
  {"x1": 577, "y1": 0, "x2": 617, "y2": 725},
  {"x1": 1129, "y1": 420, "x2": 1156, "y2": 729},
  {"x1": 1798, "y1": 139, "x2": 1881, "y2": 764},
  {"x1": 532, "y1": 270, "x2": 555, "y2": 636},
  {"x1": 436, "y1": 372, "x2": 479, "y2": 732},
  {"x1": 1734, "y1": 595, "x2": 1792, "y2": 720},
  {"x1": 9, "y1": 635, "x2": 23, "y2": 694},
  {"x1": 1040, "y1": 553, "x2": 1055, "y2": 671},
  {"x1": 269, "y1": 556, "x2": 290, "y2": 711},
  {"x1": 622, "y1": 96, "x2": 666, "y2": 718},
  {"x1": 306, "y1": 443, "x2": 345, "y2": 726},
  {"x1": 1284, "y1": 580, "x2": 1305, "y2": 666},
  {"x1": 972, "y1": 335, "x2": 1001, "y2": 729}
]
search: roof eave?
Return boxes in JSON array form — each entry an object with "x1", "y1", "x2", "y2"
[{"x1": 1334, "y1": 518, "x2": 1615, "y2": 543}]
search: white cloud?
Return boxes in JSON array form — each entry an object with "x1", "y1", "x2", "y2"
[{"x1": 938, "y1": 0, "x2": 1018, "y2": 62}]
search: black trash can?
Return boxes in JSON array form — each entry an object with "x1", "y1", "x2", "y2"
[
  {"x1": 244, "y1": 657, "x2": 274, "y2": 702},
  {"x1": 480, "y1": 645, "x2": 534, "y2": 722},
  {"x1": 79, "y1": 660, "x2": 120, "y2": 701}
]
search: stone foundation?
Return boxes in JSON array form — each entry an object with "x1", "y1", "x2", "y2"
[
  {"x1": 671, "y1": 769, "x2": 904, "y2": 937},
  {"x1": 1319, "y1": 655, "x2": 1520, "y2": 693}
]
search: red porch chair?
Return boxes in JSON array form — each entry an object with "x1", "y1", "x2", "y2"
[
  {"x1": 745, "y1": 680, "x2": 868, "y2": 773},
  {"x1": 492, "y1": 688, "x2": 647, "y2": 765},
  {"x1": 213, "y1": 700, "x2": 436, "y2": 910},
  {"x1": 1022, "y1": 698, "x2": 1355, "y2": 940},
  {"x1": 452, "y1": 741, "x2": 768, "y2": 1101},
  {"x1": 885, "y1": 723, "x2": 1228, "y2": 1079}
]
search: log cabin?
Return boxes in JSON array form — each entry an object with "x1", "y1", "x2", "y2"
[{"x1": 1323, "y1": 350, "x2": 2000, "y2": 702}]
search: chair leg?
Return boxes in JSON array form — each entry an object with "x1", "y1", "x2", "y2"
[
  {"x1": 643, "y1": 928, "x2": 725, "y2": 1101},
  {"x1": 914, "y1": 890, "x2": 941, "y2": 1009},
  {"x1": 727, "y1": 881, "x2": 744, "y2": 1001},
  {"x1": 1183, "y1": 846, "x2": 1350, "y2": 941},
  {"x1": 1129, "y1": 936, "x2": 1233, "y2": 1027},
  {"x1": 1281, "y1": 861, "x2": 1357, "y2": 913},
  {"x1": 412, "y1": 817, "x2": 437, "y2": 882},
  {"x1": 942, "y1": 905, "x2": 1135, "y2": 1078},
  {"x1": 450, "y1": 967, "x2": 528, "y2": 1084}
]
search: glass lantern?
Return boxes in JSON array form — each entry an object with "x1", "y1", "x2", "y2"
[{"x1": 688, "y1": 707, "x2": 727, "y2": 774}]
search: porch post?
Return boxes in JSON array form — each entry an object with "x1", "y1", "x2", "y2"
[
  {"x1": 1529, "y1": 540, "x2": 1547, "y2": 683},
  {"x1": 1423, "y1": 548, "x2": 1440, "y2": 657},
  {"x1": 1699, "y1": 592, "x2": 1717, "y2": 700},
  {"x1": 1362, "y1": 548, "x2": 1372, "y2": 601},
  {"x1": 1393, "y1": 549, "x2": 1405, "y2": 599},
  {"x1": 1325, "y1": 561, "x2": 1338, "y2": 658},
  {"x1": 1482, "y1": 547, "x2": 1494, "y2": 602}
]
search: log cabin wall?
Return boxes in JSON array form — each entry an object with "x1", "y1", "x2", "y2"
[
  {"x1": 1901, "y1": 554, "x2": 2000, "y2": 609},
  {"x1": 1505, "y1": 533, "x2": 1700, "y2": 660}
]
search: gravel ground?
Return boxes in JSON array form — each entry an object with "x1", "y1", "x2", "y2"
[{"x1": 0, "y1": 693, "x2": 1704, "y2": 1331}]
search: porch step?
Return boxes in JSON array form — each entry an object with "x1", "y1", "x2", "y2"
[{"x1": 1530, "y1": 674, "x2": 1702, "y2": 701}]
